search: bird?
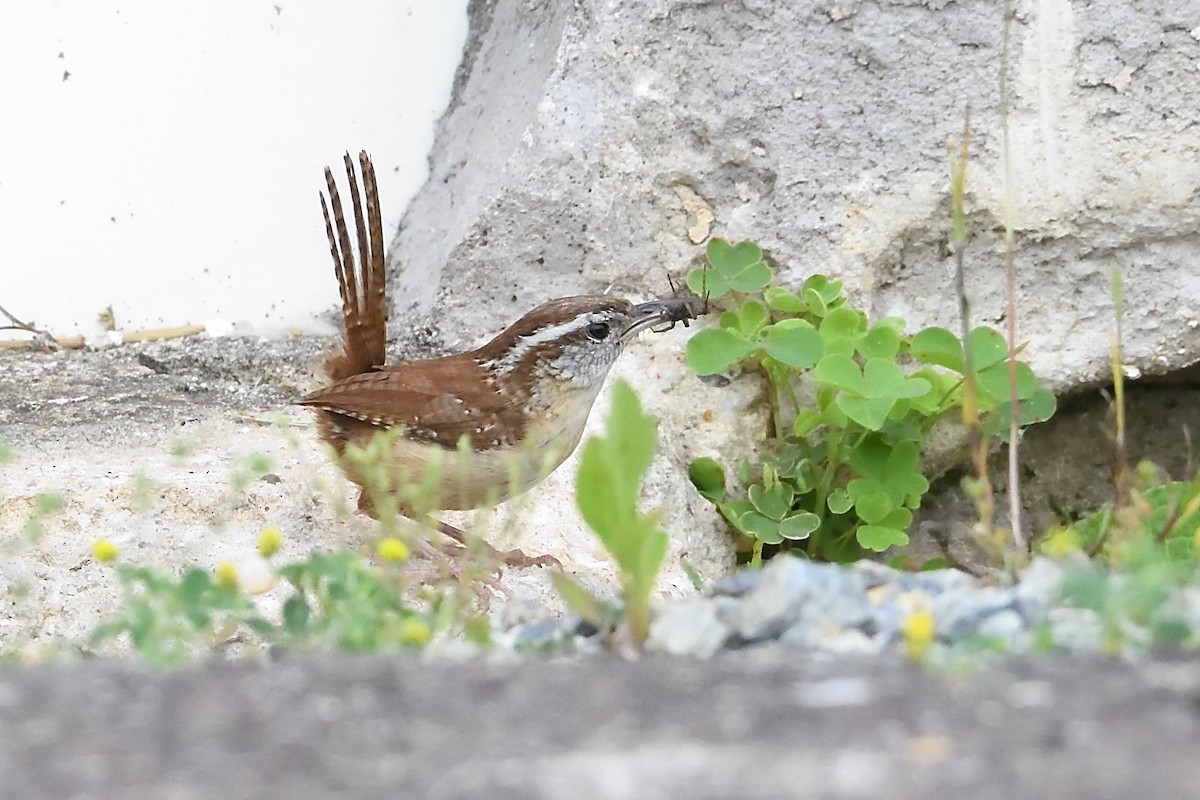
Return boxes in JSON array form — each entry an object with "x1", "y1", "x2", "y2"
[{"x1": 299, "y1": 151, "x2": 702, "y2": 568}]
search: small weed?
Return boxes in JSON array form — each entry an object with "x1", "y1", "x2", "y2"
[
  {"x1": 169, "y1": 439, "x2": 197, "y2": 459},
  {"x1": 1039, "y1": 267, "x2": 1200, "y2": 654},
  {"x1": 276, "y1": 549, "x2": 433, "y2": 653},
  {"x1": 555, "y1": 379, "x2": 669, "y2": 645},
  {"x1": 686, "y1": 237, "x2": 1055, "y2": 565},
  {"x1": 228, "y1": 452, "x2": 276, "y2": 496},
  {"x1": 129, "y1": 473, "x2": 157, "y2": 514},
  {"x1": 90, "y1": 558, "x2": 264, "y2": 667},
  {"x1": 22, "y1": 491, "x2": 63, "y2": 542},
  {"x1": 90, "y1": 530, "x2": 435, "y2": 666}
]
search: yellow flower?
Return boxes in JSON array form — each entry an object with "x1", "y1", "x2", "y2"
[
  {"x1": 377, "y1": 537, "x2": 410, "y2": 563},
  {"x1": 214, "y1": 561, "x2": 240, "y2": 589},
  {"x1": 1040, "y1": 526, "x2": 1082, "y2": 558},
  {"x1": 397, "y1": 617, "x2": 432, "y2": 647},
  {"x1": 257, "y1": 527, "x2": 283, "y2": 558},
  {"x1": 92, "y1": 539, "x2": 119, "y2": 563},
  {"x1": 902, "y1": 609, "x2": 937, "y2": 661}
]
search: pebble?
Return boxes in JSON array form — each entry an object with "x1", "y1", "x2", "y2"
[{"x1": 648, "y1": 599, "x2": 729, "y2": 658}]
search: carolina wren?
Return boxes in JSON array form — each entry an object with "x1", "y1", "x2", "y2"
[{"x1": 299, "y1": 151, "x2": 701, "y2": 567}]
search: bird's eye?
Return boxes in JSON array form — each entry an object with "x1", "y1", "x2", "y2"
[{"x1": 586, "y1": 321, "x2": 611, "y2": 341}]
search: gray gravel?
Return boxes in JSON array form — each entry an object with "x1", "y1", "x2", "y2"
[{"x1": 498, "y1": 555, "x2": 1197, "y2": 662}]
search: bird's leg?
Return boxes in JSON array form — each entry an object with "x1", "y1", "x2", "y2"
[
  {"x1": 434, "y1": 519, "x2": 563, "y2": 570},
  {"x1": 357, "y1": 491, "x2": 508, "y2": 603}
]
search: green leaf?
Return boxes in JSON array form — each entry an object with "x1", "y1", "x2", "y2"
[
  {"x1": 975, "y1": 360, "x2": 1038, "y2": 403},
  {"x1": 836, "y1": 394, "x2": 896, "y2": 431},
  {"x1": 827, "y1": 488, "x2": 853, "y2": 514},
  {"x1": 707, "y1": 238, "x2": 761, "y2": 275},
  {"x1": 739, "y1": 510, "x2": 783, "y2": 543},
  {"x1": 762, "y1": 320, "x2": 822, "y2": 369},
  {"x1": 967, "y1": 326, "x2": 1008, "y2": 371},
  {"x1": 686, "y1": 328, "x2": 757, "y2": 375},
  {"x1": 861, "y1": 359, "x2": 905, "y2": 398},
  {"x1": 1023, "y1": 387, "x2": 1057, "y2": 425},
  {"x1": 793, "y1": 409, "x2": 823, "y2": 437},
  {"x1": 718, "y1": 499, "x2": 754, "y2": 532},
  {"x1": 818, "y1": 388, "x2": 849, "y2": 428},
  {"x1": 849, "y1": 435, "x2": 896, "y2": 480},
  {"x1": 857, "y1": 525, "x2": 909, "y2": 551},
  {"x1": 895, "y1": 375, "x2": 933, "y2": 399},
  {"x1": 763, "y1": 287, "x2": 808, "y2": 313},
  {"x1": 573, "y1": 380, "x2": 670, "y2": 646},
  {"x1": 910, "y1": 327, "x2": 964, "y2": 371},
  {"x1": 178, "y1": 568, "x2": 214, "y2": 614},
  {"x1": 859, "y1": 318, "x2": 904, "y2": 359},
  {"x1": 804, "y1": 286, "x2": 829, "y2": 317},
  {"x1": 636, "y1": 528, "x2": 670, "y2": 590},
  {"x1": 576, "y1": 381, "x2": 657, "y2": 567},
  {"x1": 877, "y1": 507, "x2": 914, "y2": 530},
  {"x1": 906, "y1": 367, "x2": 953, "y2": 414},
  {"x1": 984, "y1": 387, "x2": 1058, "y2": 440},
  {"x1": 749, "y1": 483, "x2": 794, "y2": 520},
  {"x1": 1059, "y1": 568, "x2": 1108, "y2": 609},
  {"x1": 738, "y1": 300, "x2": 770, "y2": 335},
  {"x1": 779, "y1": 512, "x2": 820, "y2": 540},
  {"x1": 848, "y1": 479, "x2": 896, "y2": 523},
  {"x1": 802, "y1": 274, "x2": 844, "y2": 308},
  {"x1": 283, "y1": 595, "x2": 311, "y2": 634},
  {"x1": 854, "y1": 440, "x2": 928, "y2": 502},
  {"x1": 729, "y1": 262, "x2": 773, "y2": 293},
  {"x1": 706, "y1": 238, "x2": 772, "y2": 293},
  {"x1": 687, "y1": 266, "x2": 729, "y2": 299},
  {"x1": 689, "y1": 457, "x2": 726, "y2": 502},
  {"x1": 814, "y1": 353, "x2": 863, "y2": 393},
  {"x1": 718, "y1": 311, "x2": 741, "y2": 330},
  {"x1": 816, "y1": 307, "x2": 864, "y2": 345}
]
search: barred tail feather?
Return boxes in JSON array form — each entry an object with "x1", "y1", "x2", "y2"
[{"x1": 319, "y1": 151, "x2": 387, "y2": 382}]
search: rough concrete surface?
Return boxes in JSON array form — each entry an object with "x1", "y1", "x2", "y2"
[
  {"x1": 0, "y1": 328, "x2": 741, "y2": 652},
  {"x1": 394, "y1": 0, "x2": 1200, "y2": 389},
  {"x1": 2, "y1": 654, "x2": 1199, "y2": 799}
]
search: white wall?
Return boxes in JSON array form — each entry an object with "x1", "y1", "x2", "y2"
[{"x1": 0, "y1": 1, "x2": 467, "y2": 343}]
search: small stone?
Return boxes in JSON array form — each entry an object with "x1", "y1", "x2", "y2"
[
  {"x1": 975, "y1": 609, "x2": 1028, "y2": 649},
  {"x1": 648, "y1": 598, "x2": 731, "y2": 659},
  {"x1": 854, "y1": 560, "x2": 976, "y2": 595},
  {"x1": 510, "y1": 620, "x2": 577, "y2": 651},
  {"x1": 1045, "y1": 607, "x2": 1104, "y2": 653},
  {"x1": 781, "y1": 621, "x2": 882, "y2": 656},
  {"x1": 711, "y1": 569, "x2": 763, "y2": 597},
  {"x1": 724, "y1": 557, "x2": 870, "y2": 642},
  {"x1": 1014, "y1": 557, "x2": 1067, "y2": 621},
  {"x1": 933, "y1": 587, "x2": 1019, "y2": 639}
]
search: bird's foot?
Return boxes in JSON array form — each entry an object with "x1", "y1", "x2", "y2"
[{"x1": 435, "y1": 520, "x2": 560, "y2": 570}]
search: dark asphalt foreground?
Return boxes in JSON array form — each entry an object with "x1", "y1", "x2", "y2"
[{"x1": 1, "y1": 656, "x2": 1197, "y2": 799}]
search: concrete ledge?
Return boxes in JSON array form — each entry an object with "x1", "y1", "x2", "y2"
[{"x1": 1, "y1": 654, "x2": 1196, "y2": 798}]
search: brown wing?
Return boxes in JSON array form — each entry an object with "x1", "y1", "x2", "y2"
[
  {"x1": 320, "y1": 151, "x2": 387, "y2": 382},
  {"x1": 299, "y1": 354, "x2": 531, "y2": 449}
]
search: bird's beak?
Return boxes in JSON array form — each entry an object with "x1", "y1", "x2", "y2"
[{"x1": 625, "y1": 296, "x2": 707, "y2": 337}]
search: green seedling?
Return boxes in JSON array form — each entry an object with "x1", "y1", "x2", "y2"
[{"x1": 555, "y1": 380, "x2": 669, "y2": 645}]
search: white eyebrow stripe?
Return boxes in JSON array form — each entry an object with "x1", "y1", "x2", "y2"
[{"x1": 489, "y1": 312, "x2": 599, "y2": 369}]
